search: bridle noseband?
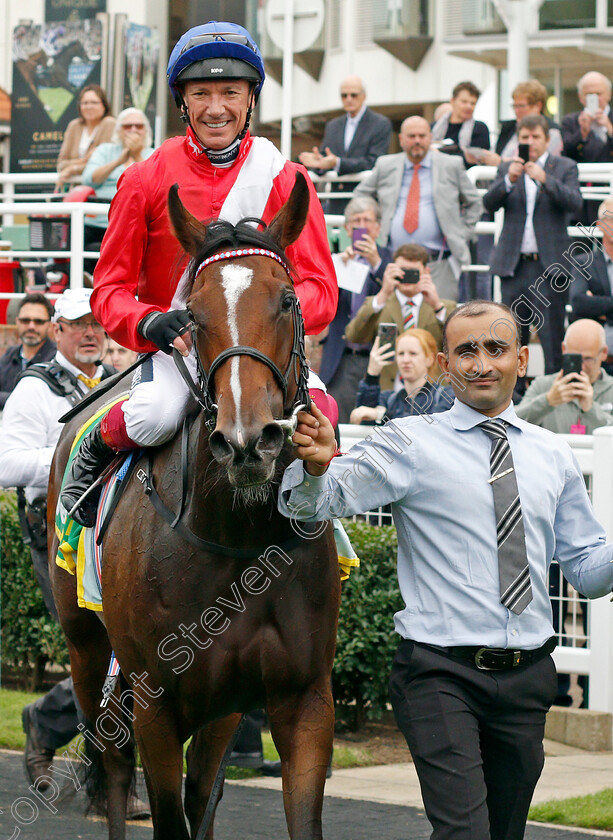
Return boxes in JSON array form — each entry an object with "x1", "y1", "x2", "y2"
[{"x1": 173, "y1": 247, "x2": 311, "y2": 438}]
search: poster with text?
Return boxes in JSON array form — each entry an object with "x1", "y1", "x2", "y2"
[
  {"x1": 122, "y1": 22, "x2": 159, "y2": 132},
  {"x1": 10, "y1": 19, "x2": 104, "y2": 186}
]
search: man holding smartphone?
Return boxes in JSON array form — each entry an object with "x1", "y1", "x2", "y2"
[
  {"x1": 483, "y1": 114, "x2": 583, "y2": 388},
  {"x1": 562, "y1": 71, "x2": 613, "y2": 164}
]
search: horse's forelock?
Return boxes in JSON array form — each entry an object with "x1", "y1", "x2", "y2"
[{"x1": 187, "y1": 217, "x2": 294, "y2": 289}]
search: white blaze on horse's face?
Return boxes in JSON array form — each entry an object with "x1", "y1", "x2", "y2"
[{"x1": 221, "y1": 263, "x2": 253, "y2": 426}]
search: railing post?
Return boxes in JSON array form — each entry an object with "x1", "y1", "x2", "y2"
[
  {"x1": 589, "y1": 426, "x2": 613, "y2": 718},
  {"x1": 69, "y1": 204, "x2": 85, "y2": 289}
]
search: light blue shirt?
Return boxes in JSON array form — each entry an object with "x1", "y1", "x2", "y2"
[
  {"x1": 388, "y1": 151, "x2": 444, "y2": 254},
  {"x1": 279, "y1": 400, "x2": 613, "y2": 649},
  {"x1": 82, "y1": 141, "x2": 154, "y2": 228}
]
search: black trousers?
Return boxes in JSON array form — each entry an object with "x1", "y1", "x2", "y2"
[
  {"x1": 500, "y1": 258, "x2": 567, "y2": 375},
  {"x1": 389, "y1": 640, "x2": 557, "y2": 840}
]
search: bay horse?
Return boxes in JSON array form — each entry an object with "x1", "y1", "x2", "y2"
[
  {"x1": 48, "y1": 171, "x2": 340, "y2": 840},
  {"x1": 17, "y1": 41, "x2": 90, "y2": 97}
]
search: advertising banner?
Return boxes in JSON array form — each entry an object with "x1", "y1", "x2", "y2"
[
  {"x1": 10, "y1": 19, "x2": 104, "y2": 182},
  {"x1": 121, "y1": 22, "x2": 160, "y2": 130}
]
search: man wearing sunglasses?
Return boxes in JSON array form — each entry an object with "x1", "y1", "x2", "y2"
[
  {"x1": 0, "y1": 293, "x2": 55, "y2": 409},
  {"x1": 0, "y1": 289, "x2": 151, "y2": 812},
  {"x1": 61, "y1": 20, "x2": 337, "y2": 528}
]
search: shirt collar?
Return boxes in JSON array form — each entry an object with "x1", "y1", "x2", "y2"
[
  {"x1": 55, "y1": 351, "x2": 104, "y2": 381},
  {"x1": 448, "y1": 398, "x2": 523, "y2": 432},
  {"x1": 347, "y1": 104, "x2": 367, "y2": 125},
  {"x1": 396, "y1": 289, "x2": 423, "y2": 307},
  {"x1": 405, "y1": 151, "x2": 431, "y2": 171}
]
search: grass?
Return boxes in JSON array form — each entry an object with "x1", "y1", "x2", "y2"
[
  {"x1": 0, "y1": 688, "x2": 371, "y2": 777},
  {"x1": 529, "y1": 789, "x2": 613, "y2": 831}
]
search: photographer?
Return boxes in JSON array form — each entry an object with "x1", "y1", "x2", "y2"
[{"x1": 344, "y1": 243, "x2": 456, "y2": 390}]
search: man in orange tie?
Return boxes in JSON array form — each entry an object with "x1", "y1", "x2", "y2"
[{"x1": 355, "y1": 116, "x2": 482, "y2": 301}]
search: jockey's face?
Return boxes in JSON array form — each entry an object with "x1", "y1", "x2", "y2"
[{"x1": 182, "y1": 79, "x2": 253, "y2": 149}]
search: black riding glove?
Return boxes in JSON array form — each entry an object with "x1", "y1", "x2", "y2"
[{"x1": 138, "y1": 310, "x2": 191, "y2": 354}]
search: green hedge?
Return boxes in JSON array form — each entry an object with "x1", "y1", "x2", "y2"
[
  {"x1": 0, "y1": 491, "x2": 69, "y2": 684},
  {"x1": 334, "y1": 520, "x2": 402, "y2": 730}
]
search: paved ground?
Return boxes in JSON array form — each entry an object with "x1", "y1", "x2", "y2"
[{"x1": 1, "y1": 748, "x2": 612, "y2": 839}]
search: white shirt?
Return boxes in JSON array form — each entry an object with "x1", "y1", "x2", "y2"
[
  {"x1": 504, "y1": 151, "x2": 549, "y2": 254},
  {"x1": 0, "y1": 352, "x2": 102, "y2": 501},
  {"x1": 335, "y1": 104, "x2": 368, "y2": 172}
]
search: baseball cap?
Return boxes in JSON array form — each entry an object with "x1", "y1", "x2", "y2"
[{"x1": 52, "y1": 288, "x2": 94, "y2": 323}]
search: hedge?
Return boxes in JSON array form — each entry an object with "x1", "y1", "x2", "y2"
[
  {"x1": 1, "y1": 492, "x2": 402, "y2": 729},
  {"x1": 334, "y1": 520, "x2": 402, "y2": 730},
  {"x1": 0, "y1": 490, "x2": 69, "y2": 686}
]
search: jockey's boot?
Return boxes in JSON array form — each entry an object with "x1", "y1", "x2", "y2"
[{"x1": 60, "y1": 426, "x2": 117, "y2": 528}]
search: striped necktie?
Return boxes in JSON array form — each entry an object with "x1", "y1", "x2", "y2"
[
  {"x1": 479, "y1": 420, "x2": 532, "y2": 615},
  {"x1": 78, "y1": 374, "x2": 102, "y2": 389},
  {"x1": 403, "y1": 301, "x2": 415, "y2": 330}
]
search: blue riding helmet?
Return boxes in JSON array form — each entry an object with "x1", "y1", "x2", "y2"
[{"x1": 167, "y1": 21, "x2": 265, "y2": 106}]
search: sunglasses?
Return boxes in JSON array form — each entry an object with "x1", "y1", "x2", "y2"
[
  {"x1": 180, "y1": 32, "x2": 256, "y2": 55},
  {"x1": 17, "y1": 317, "x2": 50, "y2": 326},
  {"x1": 341, "y1": 92, "x2": 361, "y2": 99},
  {"x1": 121, "y1": 123, "x2": 146, "y2": 130}
]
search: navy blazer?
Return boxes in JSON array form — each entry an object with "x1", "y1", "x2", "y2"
[
  {"x1": 319, "y1": 247, "x2": 392, "y2": 385},
  {"x1": 319, "y1": 108, "x2": 392, "y2": 176},
  {"x1": 570, "y1": 247, "x2": 613, "y2": 323},
  {"x1": 483, "y1": 154, "x2": 583, "y2": 278},
  {"x1": 562, "y1": 112, "x2": 613, "y2": 163}
]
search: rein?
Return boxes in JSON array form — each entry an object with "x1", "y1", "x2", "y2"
[{"x1": 175, "y1": 247, "x2": 311, "y2": 437}]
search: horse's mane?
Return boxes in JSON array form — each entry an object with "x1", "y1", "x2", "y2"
[{"x1": 187, "y1": 217, "x2": 293, "y2": 287}]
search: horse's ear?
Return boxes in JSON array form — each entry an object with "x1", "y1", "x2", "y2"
[
  {"x1": 266, "y1": 171, "x2": 310, "y2": 250},
  {"x1": 167, "y1": 184, "x2": 207, "y2": 257}
]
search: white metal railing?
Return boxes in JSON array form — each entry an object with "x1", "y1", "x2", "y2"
[{"x1": 337, "y1": 422, "x2": 613, "y2": 718}]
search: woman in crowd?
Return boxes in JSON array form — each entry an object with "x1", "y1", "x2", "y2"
[
  {"x1": 56, "y1": 84, "x2": 115, "y2": 189},
  {"x1": 80, "y1": 107, "x2": 154, "y2": 257},
  {"x1": 350, "y1": 328, "x2": 453, "y2": 424}
]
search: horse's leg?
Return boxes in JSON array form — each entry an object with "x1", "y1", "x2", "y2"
[
  {"x1": 184, "y1": 714, "x2": 242, "y2": 840},
  {"x1": 133, "y1": 701, "x2": 190, "y2": 840},
  {"x1": 268, "y1": 678, "x2": 335, "y2": 840}
]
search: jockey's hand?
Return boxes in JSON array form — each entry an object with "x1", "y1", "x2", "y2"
[
  {"x1": 292, "y1": 403, "x2": 336, "y2": 476},
  {"x1": 138, "y1": 310, "x2": 191, "y2": 355}
]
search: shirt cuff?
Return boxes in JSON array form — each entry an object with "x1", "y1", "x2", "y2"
[
  {"x1": 334, "y1": 158, "x2": 341, "y2": 174},
  {"x1": 371, "y1": 297, "x2": 385, "y2": 313},
  {"x1": 504, "y1": 174, "x2": 514, "y2": 192}
]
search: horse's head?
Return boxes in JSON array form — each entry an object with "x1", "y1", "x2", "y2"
[{"x1": 168, "y1": 173, "x2": 311, "y2": 496}]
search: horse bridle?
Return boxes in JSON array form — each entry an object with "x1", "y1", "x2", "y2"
[{"x1": 172, "y1": 247, "x2": 311, "y2": 437}]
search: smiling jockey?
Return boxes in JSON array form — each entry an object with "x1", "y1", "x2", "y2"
[{"x1": 60, "y1": 21, "x2": 337, "y2": 526}]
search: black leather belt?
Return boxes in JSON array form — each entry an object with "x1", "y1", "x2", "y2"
[
  {"x1": 344, "y1": 347, "x2": 370, "y2": 357},
  {"x1": 426, "y1": 249, "x2": 451, "y2": 261},
  {"x1": 420, "y1": 636, "x2": 557, "y2": 671},
  {"x1": 520, "y1": 252, "x2": 540, "y2": 261}
]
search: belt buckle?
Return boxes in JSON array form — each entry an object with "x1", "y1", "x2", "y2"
[{"x1": 474, "y1": 648, "x2": 496, "y2": 670}]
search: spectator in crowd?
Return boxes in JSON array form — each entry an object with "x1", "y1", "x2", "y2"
[
  {"x1": 319, "y1": 195, "x2": 392, "y2": 422},
  {"x1": 355, "y1": 116, "x2": 482, "y2": 301},
  {"x1": 56, "y1": 84, "x2": 115, "y2": 189},
  {"x1": 103, "y1": 337, "x2": 138, "y2": 372},
  {"x1": 516, "y1": 319, "x2": 613, "y2": 433},
  {"x1": 432, "y1": 102, "x2": 452, "y2": 123},
  {"x1": 0, "y1": 290, "x2": 151, "y2": 815},
  {"x1": 281, "y1": 299, "x2": 613, "y2": 840},
  {"x1": 430, "y1": 81, "x2": 490, "y2": 166},
  {"x1": 81, "y1": 107, "x2": 155, "y2": 261},
  {"x1": 570, "y1": 196, "x2": 613, "y2": 368},
  {"x1": 483, "y1": 114, "x2": 583, "y2": 382},
  {"x1": 0, "y1": 293, "x2": 55, "y2": 409},
  {"x1": 344, "y1": 243, "x2": 456, "y2": 390},
  {"x1": 562, "y1": 71, "x2": 613, "y2": 164},
  {"x1": 486, "y1": 80, "x2": 563, "y2": 165},
  {"x1": 350, "y1": 328, "x2": 453, "y2": 424},
  {"x1": 298, "y1": 75, "x2": 392, "y2": 212}
]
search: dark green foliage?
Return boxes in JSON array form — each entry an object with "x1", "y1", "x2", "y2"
[
  {"x1": 334, "y1": 520, "x2": 402, "y2": 730},
  {"x1": 1, "y1": 491, "x2": 68, "y2": 683}
]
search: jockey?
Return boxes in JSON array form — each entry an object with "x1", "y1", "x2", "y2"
[{"x1": 60, "y1": 21, "x2": 337, "y2": 527}]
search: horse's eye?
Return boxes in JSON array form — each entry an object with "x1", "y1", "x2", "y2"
[{"x1": 280, "y1": 294, "x2": 295, "y2": 313}]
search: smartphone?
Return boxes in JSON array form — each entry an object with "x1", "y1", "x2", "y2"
[
  {"x1": 377, "y1": 322, "x2": 398, "y2": 349},
  {"x1": 562, "y1": 353, "x2": 583, "y2": 377},
  {"x1": 401, "y1": 268, "x2": 420, "y2": 284},
  {"x1": 586, "y1": 93, "x2": 599, "y2": 115},
  {"x1": 518, "y1": 143, "x2": 530, "y2": 163},
  {"x1": 351, "y1": 226, "x2": 368, "y2": 247}
]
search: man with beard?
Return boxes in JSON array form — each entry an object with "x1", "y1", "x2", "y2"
[
  {"x1": 0, "y1": 293, "x2": 55, "y2": 409},
  {"x1": 0, "y1": 289, "x2": 149, "y2": 817}
]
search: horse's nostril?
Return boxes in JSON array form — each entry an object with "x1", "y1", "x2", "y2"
[
  {"x1": 255, "y1": 423, "x2": 285, "y2": 459},
  {"x1": 209, "y1": 431, "x2": 234, "y2": 464}
]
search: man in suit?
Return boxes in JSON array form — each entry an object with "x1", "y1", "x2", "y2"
[
  {"x1": 0, "y1": 293, "x2": 55, "y2": 409},
  {"x1": 483, "y1": 114, "x2": 583, "y2": 379},
  {"x1": 354, "y1": 116, "x2": 482, "y2": 301},
  {"x1": 319, "y1": 195, "x2": 391, "y2": 422},
  {"x1": 344, "y1": 243, "x2": 456, "y2": 390},
  {"x1": 299, "y1": 75, "x2": 392, "y2": 191},
  {"x1": 570, "y1": 196, "x2": 613, "y2": 371},
  {"x1": 562, "y1": 72, "x2": 613, "y2": 165}
]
